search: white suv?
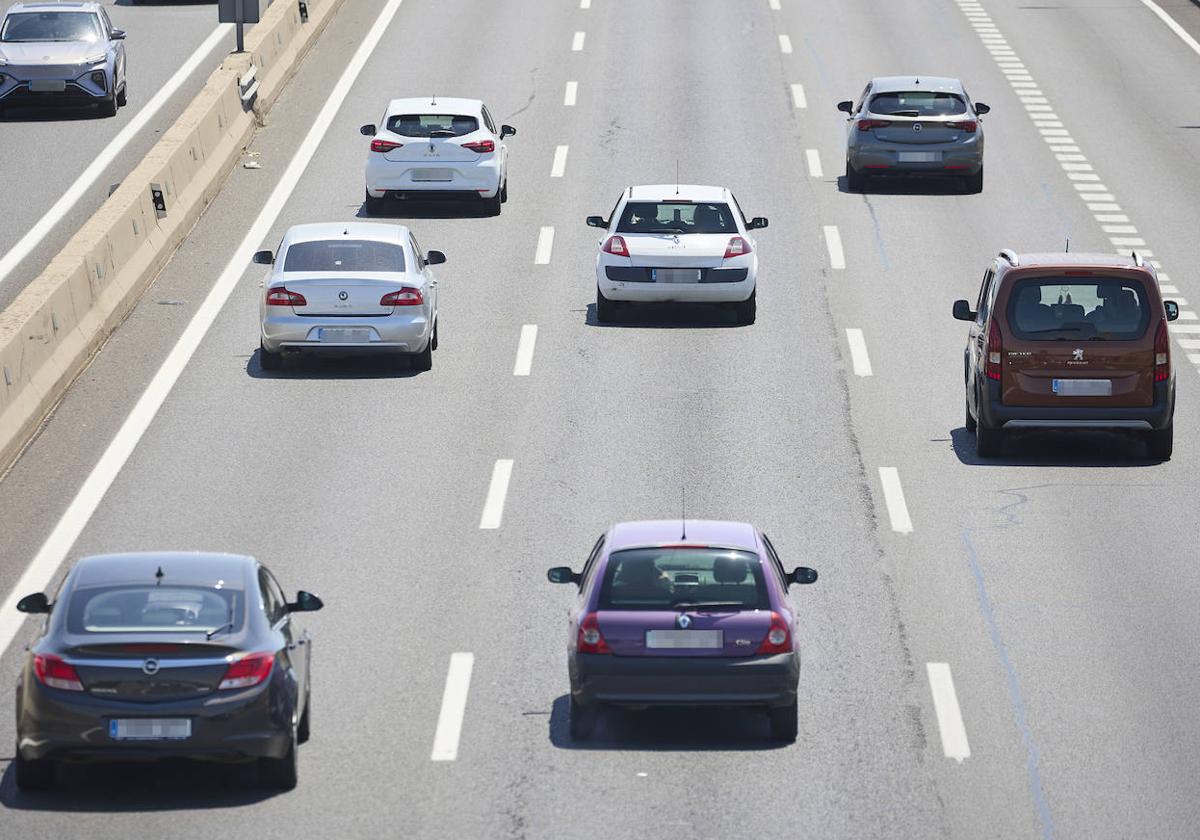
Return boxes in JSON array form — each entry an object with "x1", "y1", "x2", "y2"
[
  {"x1": 361, "y1": 96, "x2": 515, "y2": 215},
  {"x1": 589, "y1": 185, "x2": 767, "y2": 325}
]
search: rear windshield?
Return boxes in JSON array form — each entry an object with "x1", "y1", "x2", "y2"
[
  {"x1": 386, "y1": 114, "x2": 478, "y2": 137},
  {"x1": 615, "y1": 201, "x2": 738, "y2": 235},
  {"x1": 868, "y1": 91, "x2": 966, "y2": 116},
  {"x1": 598, "y1": 548, "x2": 769, "y2": 611},
  {"x1": 1, "y1": 11, "x2": 102, "y2": 42},
  {"x1": 66, "y1": 586, "x2": 244, "y2": 635},
  {"x1": 1006, "y1": 277, "x2": 1151, "y2": 340},
  {"x1": 284, "y1": 240, "x2": 405, "y2": 272}
]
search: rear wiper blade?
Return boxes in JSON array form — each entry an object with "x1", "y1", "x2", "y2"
[{"x1": 204, "y1": 622, "x2": 233, "y2": 640}]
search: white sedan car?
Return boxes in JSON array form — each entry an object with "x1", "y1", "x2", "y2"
[
  {"x1": 255, "y1": 222, "x2": 442, "y2": 371},
  {"x1": 360, "y1": 96, "x2": 515, "y2": 215},
  {"x1": 589, "y1": 185, "x2": 767, "y2": 325}
]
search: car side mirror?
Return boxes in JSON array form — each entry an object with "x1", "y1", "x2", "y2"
[
  {"x1": 360, "y1": 124, "x2": 376, "y2": 137},
  {"x1": 425, "y1": 250, "x2": 446, "y2": 266},
  {"x1": 748, "y1": 217, "x2": 769, "y2": 230},
  {"x1": 111, "y1": 29, "x2": 126, "y2": 40},
  {"x1": 500, "y1": 124, "x2": 516, "y2": 139},
  {"x1": 837, "y1": 100, "x2": 853, "y2": 113},
  {"x1": 252, "y1": 250, "x2": 274, "y2": 265},
  {"x1": 16, "y1": 593, "x2": 51, "y2": 614},
  {"x1": 788, "y1": 567, "x2": 818, "y2": 586},
  {"x1": 547, "y1": 567, "x2": 581, "y2": 585},
  {"x1": 286, "y1": 591, "x2": 324, "y2": 612},
  {"x1": 586, "y1": 216, "x2": 607, "y2": 228},
  {"x1": 952, "y1": 299, "x2": 976, "y2": 321},
  {"x1": 1165, "y1": 300, "x2": 1180, "y2": 322},
  {"x1": 974, "y1": 102, "x2": 990, "y2": 116}
]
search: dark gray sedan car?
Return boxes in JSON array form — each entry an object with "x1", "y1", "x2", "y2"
[{"x1": 13, "y1": 552, "x2": 323, "y2": 791}]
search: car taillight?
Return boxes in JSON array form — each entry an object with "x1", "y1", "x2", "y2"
[
  {"x1": 1155, "y1": 318, "x2": 1170, "y2": 382},
  {"x1": 265, "y1": 287, "x2": 306, "y2": 306},
  {"x1": 577, "y1": 612, "x2": 611, "y2": 654},
  {"x1": 34, "y1": 654, "x2": 84, "y2": 691},
  {"x1": 947, "y1": 120, "x2": 978, "y2": 133},
  {"x1": 380, "y1": 287, "x2": 424, "y2": 306},
  {"x1": 370, "y1": 139, "x2": 403, "y2": 153},
  {"x1": 724, "y1": 236, "x2": 752, "y2": 259},
  {"x1": 856, "y1": 118, "x2": 890, "y2": 130},
  {"x1": 756, "y1": 612, "x2": 793, "y2": 655},
  {"x1": 602, "y1": 235, "x2": 629, "y2": 257},
  {"x1": 986, "y1": 318, "x2": 1003, "y2": 381},
  {"x1": 462, "y1": 139, "x2": 495, "y2": 154},
  {"x1": 218, "y1": 652, "x2": 274, "y2": 690}
]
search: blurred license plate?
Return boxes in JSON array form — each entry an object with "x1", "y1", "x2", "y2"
[
  {"x1": 318, "y1": 328, "x2": 370, "y2": 343},
  {"x1": 412, "y1": 168, "x2": 453, "y2": 181},
  {"x1": 652, "y1": 269, "x2": 701, "y2": 283},
  {"x1": 1053, "y1": 379, "x2": 1111, "y2": 396},
  {"x1": 646, "y1": 630, "x2": 722, "y2": 649},
  {"x1": 29, "y1": 80, "x2": 67, "y2": 93},
  {"x1": 109, "y1": 719, "x2": 191, "y2": 741},
  {"x1": 898, "y1": 151, "x2": 940, "y2": 162}
]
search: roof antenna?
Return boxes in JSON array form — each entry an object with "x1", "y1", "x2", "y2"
[
  {"x1": 680, "y1": 485, "x2": 687, "y2": 540},
  {"x1": 155, "y1": 566, "x2": 164, "y2": 586},
  {"x1": 1065, "y1": 236, "x2": 1070, "y2": 253},
  {"x1": 675, "y1": 161, "x2": 680, "y2": 196},
  {"x1": 431, "y1": 93, "x2": 437, "y2": 105}
]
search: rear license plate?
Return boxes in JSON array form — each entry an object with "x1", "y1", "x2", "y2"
[
  {"x1": 318, "y1": 328, "x2": 371, "y2": 343},
  {"x1": 1053, "y1": 379, "x2": 1112, "y2": 396},
  {"x1": 411, "y1": 168, "x2": 454, "y2": 182},
  {"x1": 652, "y1": 268, "x2": 702, "y2": 283},
  {"x1": 29, "y1": 79, "x2": 67, "y2": 93},
  {"x1": 898, "y1": 151, "x2": 940, "y2": 163},
  {"x1": 645, "y1": 629, "x2": 723, "y2": 649},
  {"x1": 109, "y1": 718, "x2": 191, "y2": 741}
]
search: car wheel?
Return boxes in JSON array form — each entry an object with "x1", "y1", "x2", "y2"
[
  {"x1": 15, "y1": 750, "x2": 56, "y2": 792},
  {"x1": 965, "y1": 396, "x2": 977, "y2": 433},
  {"x1": 846, "y1": 160, "x2": 866, "y2": 192},
  {"x1": 484, "y1": 190, "x2": 502, "y2": 216},
  {"x1": 259, "y1": 341, "x2": 283, "y2": 371},
  {"x1": 410, "y1": 337, "x2": 433, "y2": 372},
  {"x1": 363, "y1": 189, "x2": 385, "y2": 216},
  {"x1": 734, "y1": 289, "x2": 756, "y2": 326},
  {"x1": 965, "y1": 165, "x2": 984, "y2": 194},
  {"x1": 595, "y1": 286, "x2": 618, "y2": 324},
  {"x1": 116, "y1": 85, "x2": 127, "y2": 107},
  {"x1": 500, "y1": 179, "x2": 508, "y2": 204},
  {"x1": 569, "y1": 696, "x2": 598, "y2": 741},
  {"x1": 99, "y1": 95, "x2": 117, "y2": 118},
  {"x1": 1147, "y1": 423, "x2": 1173, "y2": 460},
  {"x1": 975, "y1": 424, "x2": 1003, "y2": 458},
  {"x1": 430, "y1": 319, "x2": 438, "y2": 352},
  {"x1": 768, "y1": 701, "x2": 798, "y2": 743},
  {"x1": 297, "y1": 688, "x2": 311, "y2": 745},
  {"x1": 259, "y1": 726, "x2": 298, "y2": 790}
]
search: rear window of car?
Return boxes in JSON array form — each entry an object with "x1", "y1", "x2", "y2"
[
  {"x1": 1, "y1": 11, "x2": 102, "y2": 42},
  {"x1": 868, "y1": 91, "x2": 966, "y2": 116},
  {"x1": 386, "y1": 114, "x2": 479, "y2": 137},
  {"x1": 1006, "y1": 277, "x2": 1151, "y2": 341},
  {"x1": 615, "y1": 202, "x2": 738, "y2": 235},
  {"x1": 284, "y1": 240, "x2": 405, "y2": 272},
  {"x1": 598, "y1": 548, "x2": 769, "y2": 611},
  {"x1": 66, "y1": 586, "x2": 244, "y2": 635}
]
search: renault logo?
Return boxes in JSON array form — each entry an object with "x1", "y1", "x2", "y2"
[
  {"x1": 338, "y1": 290, "x2": 348, "y2": 301},
  {"x1": 142, "y1": 658, "x2": 160, "y2": 676},
  {"x1": 676, "y1": 614, "x2": 691, "y2": 629},
  {"x1": 912, "y1": 123, "x2": 922, "y2": 132}
]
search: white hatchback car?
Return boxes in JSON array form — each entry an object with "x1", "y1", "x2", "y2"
[
  {"x1": 589, "y1": 185, "x2": 767, "y2": 325},
  {"x1": 255, "y1": 222, "x2": 443, "y2": 371},
  {"x1": 360, "y1": 96, "x2": 515, "y2": 215}
]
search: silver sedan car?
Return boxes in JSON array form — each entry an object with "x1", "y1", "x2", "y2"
[
  {"x1": 837, "y1": 76, "x2": 989, "y2": 194},
  {"x1": 255, "y1": 222, "x2": 443, "y2": 372},
  {"x1": 0, "y1": 1, "x2": 127, "y2": 117}
]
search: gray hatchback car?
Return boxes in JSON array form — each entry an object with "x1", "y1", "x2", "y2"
[{"x1": 838, "y1": 76, "x2": 989, "y2": 193}]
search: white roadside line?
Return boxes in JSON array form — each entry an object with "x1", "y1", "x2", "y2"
[
  {"x1": 550, "y1": 145, "x2": 569, "y2": 178},
  {"x1": 0, "y1": 0, "x2": 410, "y2": 658},
  {"x1": 0, "y1": 23, "x2": 234, "y2": 287},
  {"x1": 564, "y1": 80, "x2": 578, "y2": 107},
  {"x1": 513, "y1": 325, "x2": 538, "y2": 377},
  {"x1": 778, "y1": 34, "x2": 793, "y2": 54},
  {"x1": 845, "y1": 328, "x2": 872, "y2": 376},
  {"x1": 790, "y1": 83, "x2": 807, "y2": 109},
  {"x1": 430, "y1": 652, "x2": 474, "y2": 761},
  {"x1": 572, "y1": 31, "x2": 586, "y2": 51},
  {"x1": 822, "y1": 225, "x2": 845, "y2": 270},
  {"x1": 534, "y1": 226, "x2": 555, "y2": 265},
  {"x1": 805, "y1": 149, "x2": 823, "y2": 178},
  {"x1": 479, "y1": 459, "x2": 514, "y2": 529},
  {"x1": 926, "y1": 662, "x2": 971, "y2": 762},
  {"x1": 1138, "y1": 0, "x2": 1200, "y2": 56},
  {"x1": 878, "y1": 467, "x2": 913, "y2": 533}
]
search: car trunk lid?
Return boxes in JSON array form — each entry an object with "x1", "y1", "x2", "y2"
[
  {"x1": 597, "y1": 609, "x2": 773, "y2": 657},
  {"x1": 66, "y1": 642, "x2": 238, "y2": 703},
  {"x1": 277, "y1": 272, "x2": 417, "y2": 316},
  {"x1": 871, "y1": 116, "x2": 970, "y2": 145},
  {"x1": 623, "y1": 234, "x2": 732, "y2": 269}
]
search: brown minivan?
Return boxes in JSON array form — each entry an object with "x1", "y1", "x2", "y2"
[{"x1": 953, "y1": 250, "x2": 1179, "y2": 459}]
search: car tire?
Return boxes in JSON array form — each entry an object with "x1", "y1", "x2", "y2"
[
  {"x1": 363, "y1": 189, "x2": 385, "y2": 216},
  {"x1": 484, "y1": 190, "x2": 502, "y2": 216},
  {"x1": 14, "y1": 750, "x2": 56, "y2": 792},
  {"x1": 430, "y1": 319, "x2": 438, "y2": 352},
  {"x1": 116, "y1": 84, "x2": 127, "y2": 108},
  {"x1": 569, "y1": 696, "x2": 598, "y2": 741},
  {"x1": 1147, "y1": 423, "x2": 1173, "y2": 460},
  {"x1": 846, "y1": 160, "x2": 866, "y2": 192},
  {"x1": 975, "y1": 424, "x2": 1003, "y2": 458},
  {"x1": 410, "y1": 337, "x2": 433, "y2": 372},
  {"x1": 259, "y1": 726, "x2": 298, "y2": 791},
  {"x1": 965, "y1": 397, "x2": 977, "y2": 433},
  {"x1": 297, "y1": 688, "x2": 311, "y2": 745},
  {"x1": 99, "y1": 94, "x2": 117, "y2": 118},
  {"x1": 260, "y1": 341, "x2": 283, "y2": 371},
  {"x1": 595, "y1": 286, "x2": 618, "y2": 324},
  {"x1": 500, "y1": 179, "x2": 508, "y2": 204},
  {"x1": 734, "y1": 290, "x2": 756, "y2": 326},
  {"x1": 768, "y1": 701, "x2": 798, "y2": 743},
  {"x1": 965, "y1": 166, "x2": 984, "y2": 194}
]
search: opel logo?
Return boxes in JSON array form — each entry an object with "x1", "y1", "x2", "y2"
[
  {"x1": 338, "y1": 290, "x2": 348, "y2": 301},
  {"x1": 676, "y1": 614, "x2": 691, "y2": 629},
  {"x1": 142, "y1": 658, "x2": 160, "y2": 676},
  {"x1": 912, "y1": 123, "x2": 922, "y2": 132}
]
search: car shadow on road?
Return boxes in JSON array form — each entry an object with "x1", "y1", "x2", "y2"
[
  {"x1": 0, "y1": 759, "x2": 276, "y2": 812},
  {"x1": 949, "y1": 426, "x2": 1161, "y2": 467},
  {"x1": 354, "y1": 201, "x2": 493, "y2": 221},
  {"x1": 244, "y1": 349, "x2": 423, "y2": 379},
  {"x1": 546, "y1": 695, "x2": 786, "y2": 752},
  {"x1": 583, "y1": 302, "x2": 742, "y2": 329},
  {"x1": 0, "y1": 106, "x2": 108, "y2": 123},
  {"x1": 836, "y1": 174, "x2": 968, "y2": 196}
]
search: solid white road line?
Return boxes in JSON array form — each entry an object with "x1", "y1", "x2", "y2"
[
  {"x1": 878, "y1": 467, "x2": 913, "y2": 533},
  {"x1": 0, "y1": 0, "x2": 411, "y2": 658},
  {"x1": 779, "y1": 34, "x2": 793, "y2": 53},
  {"x1": 823, "y1": 225, "x2": 845, "y2": 270},
  {"x1": 572, "y1": 31, "x2": 586, "y2": 51},
  {"x1": 1138, "y1": 0, "x2": 1200, "y2": 56},
  {"x1": 564, "y1": 80, "x2": 578, "y2": 106},
  {"x1": 927, "y1": 663, "x2": 971, "y2": 762},
  {"x1": 479, "y1": 459, "x2": 514, "y2": 529},
  {"x1": 430, "y1": 652, "x2": 475, "y2": 762},
  {"x1": 0, "y1": 23, "x2": 233, "y2": 287},
  {"x1": 790, "y1": 83, "x2": 807, "y2": 108},
  {"x1": 551, "y1": 145, "x2": 569, "y2": 178},
  {"x1": 845, "y1": 329, "x2": 872, "y2": 376},
  {"x1": 805, "y1": 149, "x2": 823, "y2": 178},
  {"x1": 513, "y1": 325, "x2": 538, "y2": 377},
  {"x1": 534, "y1": 226, "x2": 555, "y2": 264}
]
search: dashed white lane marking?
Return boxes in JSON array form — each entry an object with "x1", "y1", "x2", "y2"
[
  {"x1": 1138, "y1": 0, "x2": 1200, "y2": 57},
  {"x1": 514, "y1": 325, "x2": 538, "y2": 377},
  {"x1": 878, "y1": 467, "x2": 913, "y2": 533},
  {"x1": 572, "y1": 31, "x2": 586, "y2": 51},
  {"x1": 534, "y1": 226, "x2": 555, "y2": 265},
  {"x1": 479, "y1": 459, "x2": 514, "y2": 529},
  {"x1": 846, "y1": 329, "x2": 873, "y2": 376},
  {"x1": 580, "y1": 0, "x2": 591, "y2": 7},
  {"x1": 927, "y1": 663, "x2": 971, "y2": 762},
  {"x1": 564, "y1": 81, "x2": 578, "y2": 106},
  {"x1": 790, "y1": 83, "x2": 807, "y2": 108},
  {"x1": 823, "y1": 225, "x2": 845, "y2": 270},
  {"x1": 805, "y1": 149, "x2": 823, "y2": 178},
  {"x1": 430, "y1": 652, "x2": 475, "y2": 761},
  {"x1": 779, "y1": 34, "x2": 793, "y2": 53},
  {"x1": 769, "y1": 0, "x2": 781, "y2": 9},
  {"x1": 551, "y1": 145, "x2": 569, "y2": 178}
]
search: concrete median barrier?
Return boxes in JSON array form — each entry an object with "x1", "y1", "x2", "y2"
[{"x1": 0, "y1": 0, "x2": 347, "y2": 474}]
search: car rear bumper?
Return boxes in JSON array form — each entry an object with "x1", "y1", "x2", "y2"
[
  {"x1": 848, "y1": 142, "x2": 982, "y2": 175},
  {"x1": 365, "y1": 158, "x2": 502, "y2": 198},
  {"x1": 980, "y1": 379, "x2": 1174, "y2": 430},
  {"x1": 569, "y1": 651, "x2": 799, "y2": 708},
  {"x1": 261, "y1": 311, "x2": 431, "y2": 354},
  {"x1": 597, "y1": 265, "x2": 756, "y2": 304}
]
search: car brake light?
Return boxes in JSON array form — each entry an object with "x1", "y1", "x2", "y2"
[
  {"x1": 218, "y1": 652, "x2": 274, "y2": 690},
  {"x1": 34, "y1": 654, "x2": 84, "y2": 691},
  {"x1": 370, "y1": 139, "x2": 403, "y2": 153},
  {"x1": 724, "y1": 236, "x2": 752, "y2": 259},
  {"x1": 1155, "y1": 318, "x2": 1170, "y2": 382},
  {"x1": 856, "y1": 118, "x2": 890, "y2": 130},
  {"x1": 756, "y1": 612, "x2": 793, "y2": 655},
  {"x1": 986, "y1": 318, "x2": 1003, "y2": 381},
  {"x1": 462, "y1": 139, "x2": 495, "y2": 154},
  {"x1": 947, "y1": 120, "x2": 977, "y2": 133},
  {"x1": 381, "y1": 287, "x2": 424, "y2": 306},
  {"x1": 577, "y1": 612, "x2": 611, "y2": 654},
  {"x1": 265, "y1": 287, "x2": 307, "y2": 306},
  {"x1": 602, "y1": 235, "x2": 629, "y2": 257}
]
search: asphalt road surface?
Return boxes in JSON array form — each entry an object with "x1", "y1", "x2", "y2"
[{"x1": 2, "y1": 0, "x2": 1200, "y2": 837}]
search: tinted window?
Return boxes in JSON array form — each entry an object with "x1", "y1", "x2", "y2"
[
  {"x1": 616, "y1": 202, "x2": 738, "y2": 235},
  {"x1": 2, "y1": 11, "x2": 103, "y2": 42},
  {"x1": 1007, "y1": 277, "x2": 1150, "y2": 340},
  {"x1": 868, "y1": 91, "x2": 966, "y2": 116},
  {"x1": 598, "y1": 548, "x2": 769, "y2": 611},
  {"x1": 67, "y1": 586, "x2": 243, "y2": 634},
  {"x1": 386, "y1": 114, "x2": 478, "y2": 137},
  {"x1": 284, "y1": 240, "x2": 405, "y2": 272}
]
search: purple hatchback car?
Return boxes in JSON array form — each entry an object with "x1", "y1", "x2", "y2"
[{"x1": 548, "y1": 520, "x2": 818, "y2": 742}]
